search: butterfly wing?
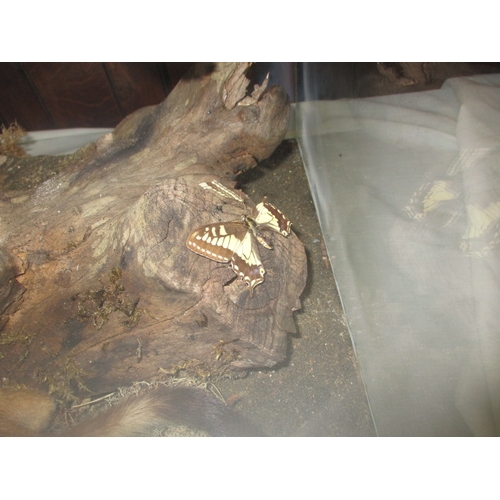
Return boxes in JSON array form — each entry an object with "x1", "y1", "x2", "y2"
[
  {"x1": 187, "y1": 196, "x2": 290, "y2": 295},
  {"x1": 254, "y1": 197, "x2": 292, "y2": 237},
  {"x1": 186, "y1": 221, "x2": 248, "y2": 263},
  {"x1": 186, "y1": 220, "x2": 265, "y2": 294},
  {"x1": 230, "y1": 231, "x2": 265, "y2": 294}
]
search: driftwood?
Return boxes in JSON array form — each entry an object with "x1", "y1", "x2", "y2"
[{"x1": 0, "y1": 63, "x2": 307, "y2": 401}]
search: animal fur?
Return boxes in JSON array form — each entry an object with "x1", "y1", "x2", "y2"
[
  {"x1": 0, "y1": 385, "x2": 263, "y2": 437},
  {"x1": 0, "y1": 387, "x2": 56, "y2": 436}
]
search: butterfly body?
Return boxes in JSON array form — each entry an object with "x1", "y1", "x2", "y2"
[{"x1": 186, "y1": 198, "x2": 291, "y2": 295}]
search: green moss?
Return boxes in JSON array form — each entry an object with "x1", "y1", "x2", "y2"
[{"x1": 73, "y1": 267, "x2": 143, "y2": 330}]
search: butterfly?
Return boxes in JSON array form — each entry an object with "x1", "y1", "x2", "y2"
[{"x1": 186, "y1": 198, "x2": 291, "y2": 295}]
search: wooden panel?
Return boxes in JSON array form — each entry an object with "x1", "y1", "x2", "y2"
[
  {"x1": 296, "y1": 62, "x2": 500, "y2": 101},
  {"x1": 164, "y1": 62, "x2": 195, "y2": 87},
  {"x1": 0, "y1": 63, "x2": 53, "y2": 130},
  {"x1": 103, "y1": 63, "x2": 169, "y2": 116},
  {"x1": 0, "y1": 63, "x2": 188, "y2": 131},
  {"x1": 22, "y1": 62, "x2": 123, "y2": 129},
  {"x1": 0, "y1": 63, "x2": 295, "y2": 133}
]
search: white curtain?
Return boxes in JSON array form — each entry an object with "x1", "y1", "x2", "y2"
[{"x1": 296, "y1": 72, "x2": 500, "y2": 436}]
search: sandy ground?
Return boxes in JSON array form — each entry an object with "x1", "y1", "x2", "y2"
[{"x1": 216, "y1": 140, "x2": 376, "y2": 436}]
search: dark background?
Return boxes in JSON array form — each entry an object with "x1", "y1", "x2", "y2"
[
  {"x1": 0, "y1": 62, "x2": 292, "y2": 131},
  {"x1": 2, "y1": 62, "x2": 500, "y2": 132}
]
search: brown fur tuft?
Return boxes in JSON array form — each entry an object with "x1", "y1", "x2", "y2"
[
  {"x1": 0, "y1": 385, "x2": 263, "y2": 437},
  {"x1": 0, "y1": 388, "x2": 56, "y2": 436}
]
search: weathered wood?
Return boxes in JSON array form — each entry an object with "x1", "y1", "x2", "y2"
[{"x1": 0, "y1": 63, "x2": 306, "y2": 401}]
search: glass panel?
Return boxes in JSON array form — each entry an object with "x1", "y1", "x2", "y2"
[{"x1": 296, "y1": 64, "x2": 500, "y2": 436}]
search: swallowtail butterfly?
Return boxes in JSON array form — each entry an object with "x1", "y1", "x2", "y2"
[{"x1": 186, "y1": 198, "x2": 291, "y2": 295}]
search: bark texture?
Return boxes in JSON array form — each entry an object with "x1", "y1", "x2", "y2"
[{"x1": 0, "y1": 63, "x2": 306, "y2": 401}]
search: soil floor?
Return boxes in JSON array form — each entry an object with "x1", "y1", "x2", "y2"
[{"x1": 217, "y1": 140, "x2": 376, "y2": 436}]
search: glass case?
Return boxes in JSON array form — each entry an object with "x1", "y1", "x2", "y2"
[{"x1": 295, "y1": 63, "x2": 500, "y2": 436}]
